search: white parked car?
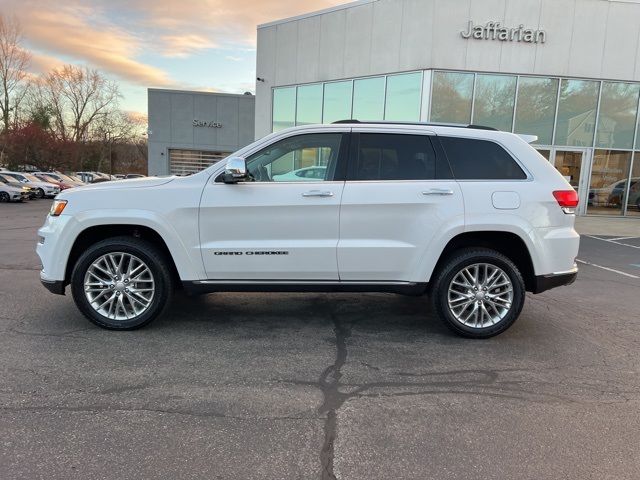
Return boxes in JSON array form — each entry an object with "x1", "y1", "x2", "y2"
[
  {"x1": 3, "y1": 171, "x2": 60, "y2": 198},
  {"x1": 37, "y1": 122, "x2": 579, "y2": 338},
  {"x1": 0, "y1": 180, "x2": 29, "y2": 202},
  {"x1": 273, "y1": 166, "x2": 327, "y2": 182}
]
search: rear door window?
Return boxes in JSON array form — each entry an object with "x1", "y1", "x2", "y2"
[
  {"x1": 438, "y1": 136, "x2": 527, "y2": 180},
  {"x1": 350, "y1": 133, "x2": 452, "y2": 181}
]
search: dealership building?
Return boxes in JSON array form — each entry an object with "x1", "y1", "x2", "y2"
[
  {"x1": 147, "y1": 89, "x2": 254, "y2": 176},
  {"x1": 148, "y1": 0, "x2": 640, "y2": 217},
  {"x1": 253, "y1": 0, "x2": 640, "y2": 216}
]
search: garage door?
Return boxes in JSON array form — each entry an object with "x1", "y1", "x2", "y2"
[{"x1": 169, "y1": 149, "x2": 229, "y2": 175}]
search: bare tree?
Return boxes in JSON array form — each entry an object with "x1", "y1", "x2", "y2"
[
  {"x1": 0, "y1": 15, "x2": 31, "y2": 133},
  {"x1": 35, "y1": 65, "x2": 120, "y2": 142},
  {"x1": 93, "y1": 110, "x2": 147, "y2": 173}
]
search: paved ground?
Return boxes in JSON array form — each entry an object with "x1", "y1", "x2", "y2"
[
  {"x1": 575, "y1": 215, "x2": 640, "y2": 237},
  {"x1": 1, "y1": 199, "x2": 640, "y2": 480}
]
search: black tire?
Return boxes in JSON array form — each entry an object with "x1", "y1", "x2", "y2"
[
  {"x1": 71, "y1": 236, "x2": 173, "y2": 330},
  {"x1": 35, "y1": 188, "x2": 44, "y2": 199},
  {"x1": 430, "y1": 248, "x2": 525, "y2": 339},
  {"x1": 0, "y1": 192, "x2": 9, "y2": 202}
]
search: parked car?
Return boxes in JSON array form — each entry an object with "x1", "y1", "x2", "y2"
[
  {"x1": 33, "y1": 173, "x2": 76, "y2": 191},
  {"x1": 37, "y1": 122, "x2": 579, "y2": 338},
  {"x1": 589, "y1": 177, "x2": 640, "y2": 208},
  {"x1": 125, "y1": 174, "x2": 146, "y2": 179},
  {"x1": 0, "y1": 174, "x2": 36, "y2": 199},
  {"x1": 273, "y1": 166, "x2": 327, "y2": 182},
  {"x1": 75, "y1": 171, "x2": 113, "y2": 183},
  {"x1": 0, "y1": 179, "x2": 29, "y2": 202},
  {"x1": 628, "y1": 180, "x2": 640, "y2": 211},
  {"x1": 2, "y1": 172, "x2": 59, "y2": 198},
  {"x1": 36, "y1": 171, "x2": 86, "y2": 187}
]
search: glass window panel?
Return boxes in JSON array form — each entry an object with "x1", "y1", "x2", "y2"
[
  {"x1": 323, "y1": 81, "x2": 353, "y2": 124},
  {"x1": 553, "y1": 150, "x2": 583, "y2": 193},
  {"x1": 353, "y1": 134, "x2": 450, "y2": 181},
  {"x1": 472, "y1": 74, "x2": 516, "y2": 131},
  {"x1": 439, "y1": 136, "x2": 527, "y2": 180},
  {"x1": 246, "y1": 133, "x2": 343, "y2": 182},
  {"x1": 555, "y1": 79, "x2": 599, "y2": 147},
  {"x1": 352, "y1": 77, "x2": 385, "y2": 121},
  {"x1": 587, "y1": 150, "x2": 632, "y2": 215},
  {"x1": 296, "y1": 84, "x2": 323, "y2": 126},
  {"x1": 430, "y1": 71, "x2": 474, "y2": 124},
  {"x1": 536, "y1": 149, "x2": 551, "y2": 161},
  {"x1": 596, "y1": 82, "x2": 640, "y2": 149},
  {"x1": 626, "y1": 154, "x2": 640, "y2": 216},
  {"x1": 272, "y1": 87, "x2": 296, "y2": 132},
  {"x1": 514, "y1": 77, "x2": 559, "y2": 145},
  {"x1": 384, "y1": 72, "x2": 422, "y2": 122}
]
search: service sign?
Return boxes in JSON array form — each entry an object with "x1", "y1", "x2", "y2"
[{"x1": 193, "y1": 120, "x2": 222, "y2": 128}]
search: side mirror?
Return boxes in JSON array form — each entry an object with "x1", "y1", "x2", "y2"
[{"x1": 221, "y1": 156, "x2": 248, "y2": 183}]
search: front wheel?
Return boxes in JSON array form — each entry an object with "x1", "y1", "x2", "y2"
[
  {"x1": 35, "y1": 188, "x2": 44, "y2": 199},
  {"x1": 431, "y1": 248, "x2": 525, "y2": 339},
  {"x1": 71, "y1": 236, "x2": 173, "y2": 329}
]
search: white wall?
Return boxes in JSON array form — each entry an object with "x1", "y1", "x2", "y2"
[{"x1": 255, "y1": 0, "x2": 640, "y2": 138}]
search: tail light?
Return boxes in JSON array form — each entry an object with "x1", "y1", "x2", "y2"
[{"x1": 553, "y1": 190, "x2": 579, "y2": 214}]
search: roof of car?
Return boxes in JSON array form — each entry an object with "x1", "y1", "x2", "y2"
[
  {"x1": 331, "y1": 120, "x2": 498, "y2": 131},
  {"x1": 272, "y1": 122, "x2": 529, "y2": 143}
]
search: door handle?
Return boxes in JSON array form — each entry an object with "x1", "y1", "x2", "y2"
[
  {"x1": 422, "y1": 188, "x2": 454, "y2": 196},
  {"x1": 302, "y1": 190, "x2": 334, "y2": 197}
]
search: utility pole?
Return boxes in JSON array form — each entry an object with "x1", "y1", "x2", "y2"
[{"x1": 108, "y1": 131, "x2": 113, "y2": 175}]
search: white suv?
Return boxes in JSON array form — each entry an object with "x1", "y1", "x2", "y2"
[{"x1": 37, "y1": 122, "x2": 579, "y2": 338}]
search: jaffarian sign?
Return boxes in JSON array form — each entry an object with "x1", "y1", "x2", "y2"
[{"x1": 461, "y1": 20, "x2": 546, "y2": 44}]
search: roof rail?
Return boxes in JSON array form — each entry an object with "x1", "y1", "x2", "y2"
[{"x1": 331, "y1": 119, "x2": 498, "y2": 131}]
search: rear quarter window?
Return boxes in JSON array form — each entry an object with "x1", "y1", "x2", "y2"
[{"x1": 439, "y1": 136, "x2": 527, "y2": 180}]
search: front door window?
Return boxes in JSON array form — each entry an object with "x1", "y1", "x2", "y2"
[{"x1": 245, "y1": 133, "x2": 344, "y2": 182}]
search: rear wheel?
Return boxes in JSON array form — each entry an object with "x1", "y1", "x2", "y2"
[
  {"x1": 71, "y1": 236, "x2": 173, "y2": 329},
  {"x1": 0, "y1": 192, "x2": 9, "y2": 202},
  {"x1": 431, "y1": 248, "x2": 525, "y2": 339}
]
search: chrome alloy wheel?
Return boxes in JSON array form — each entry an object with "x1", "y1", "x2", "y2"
[
  {"x1": 83, "y1": 252, "x2": 155, "y2": 321},
  {"x1": 447, "y1": 263, "x2": 514, "y2": 328}
]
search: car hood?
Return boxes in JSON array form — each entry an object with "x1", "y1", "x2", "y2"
[
  {"x1": 68, "y1": 176, "x2": 175, "y2": 192},
  {"x1": 1, "y1": 184, "x2": 23, "y2": 193}
]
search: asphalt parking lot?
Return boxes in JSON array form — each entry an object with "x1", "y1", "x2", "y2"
[{"x1": 1, "y1": 200, "x2": 640, "y2": 480}]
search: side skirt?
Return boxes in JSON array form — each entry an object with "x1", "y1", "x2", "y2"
[{"x1": 182, "y1": 280, "x2": 429, "y2": 296}]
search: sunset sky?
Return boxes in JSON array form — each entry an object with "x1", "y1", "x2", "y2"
[{"x1": 4, "y1": 0, "x2": 348, "y2": 115}]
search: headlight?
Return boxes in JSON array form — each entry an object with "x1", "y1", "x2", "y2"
[{"x1": 49, "y1": 199, "x2": 67, "y2": 216}]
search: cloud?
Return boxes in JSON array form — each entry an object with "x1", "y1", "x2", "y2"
[
  {"x1": 4, "y1": 0, "x2": 348, "y2": 88},
  {"x1": 225, "y1": 56, "x2": 243, "y2": 62},
  {"x1": 7, "y1": 0, "x2": 174, "y2": 87},
  {"x1": 160, "y1": 34, "x2": 217, "y2": 58}
]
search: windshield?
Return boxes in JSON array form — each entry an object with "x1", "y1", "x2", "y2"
[
  {"x1": 58, "y1": 173, "x2": 77, "y2": 183},
  {"x1": 24, "y1": 173, "x2": 40, "y2": 182},
  {"x1": 38, "y1": 174, "x2": 58, "y2": 183}
]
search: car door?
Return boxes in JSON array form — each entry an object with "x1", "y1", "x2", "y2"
[
  {"x1": 199, "y1": 130, "x2": 349, "y2": 280},
  {"x1": 337, "y1": 129, "x2": 464, "y2": 282}
]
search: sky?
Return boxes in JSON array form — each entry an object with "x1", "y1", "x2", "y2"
[{"x1": 3, "y1": 0, "x2": 348, "y2": 115}]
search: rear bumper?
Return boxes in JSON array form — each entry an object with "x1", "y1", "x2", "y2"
[
  {"x1": 532, "y1": 268, "x2": 577, "y2": 294},
  {"x1": 40, "y1": 276, "x2": 66, "y2": 295}
]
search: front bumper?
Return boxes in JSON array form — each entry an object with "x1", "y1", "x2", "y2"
[{"x1": 532, "y1": 267, "x2": 578, "y2": 294}]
